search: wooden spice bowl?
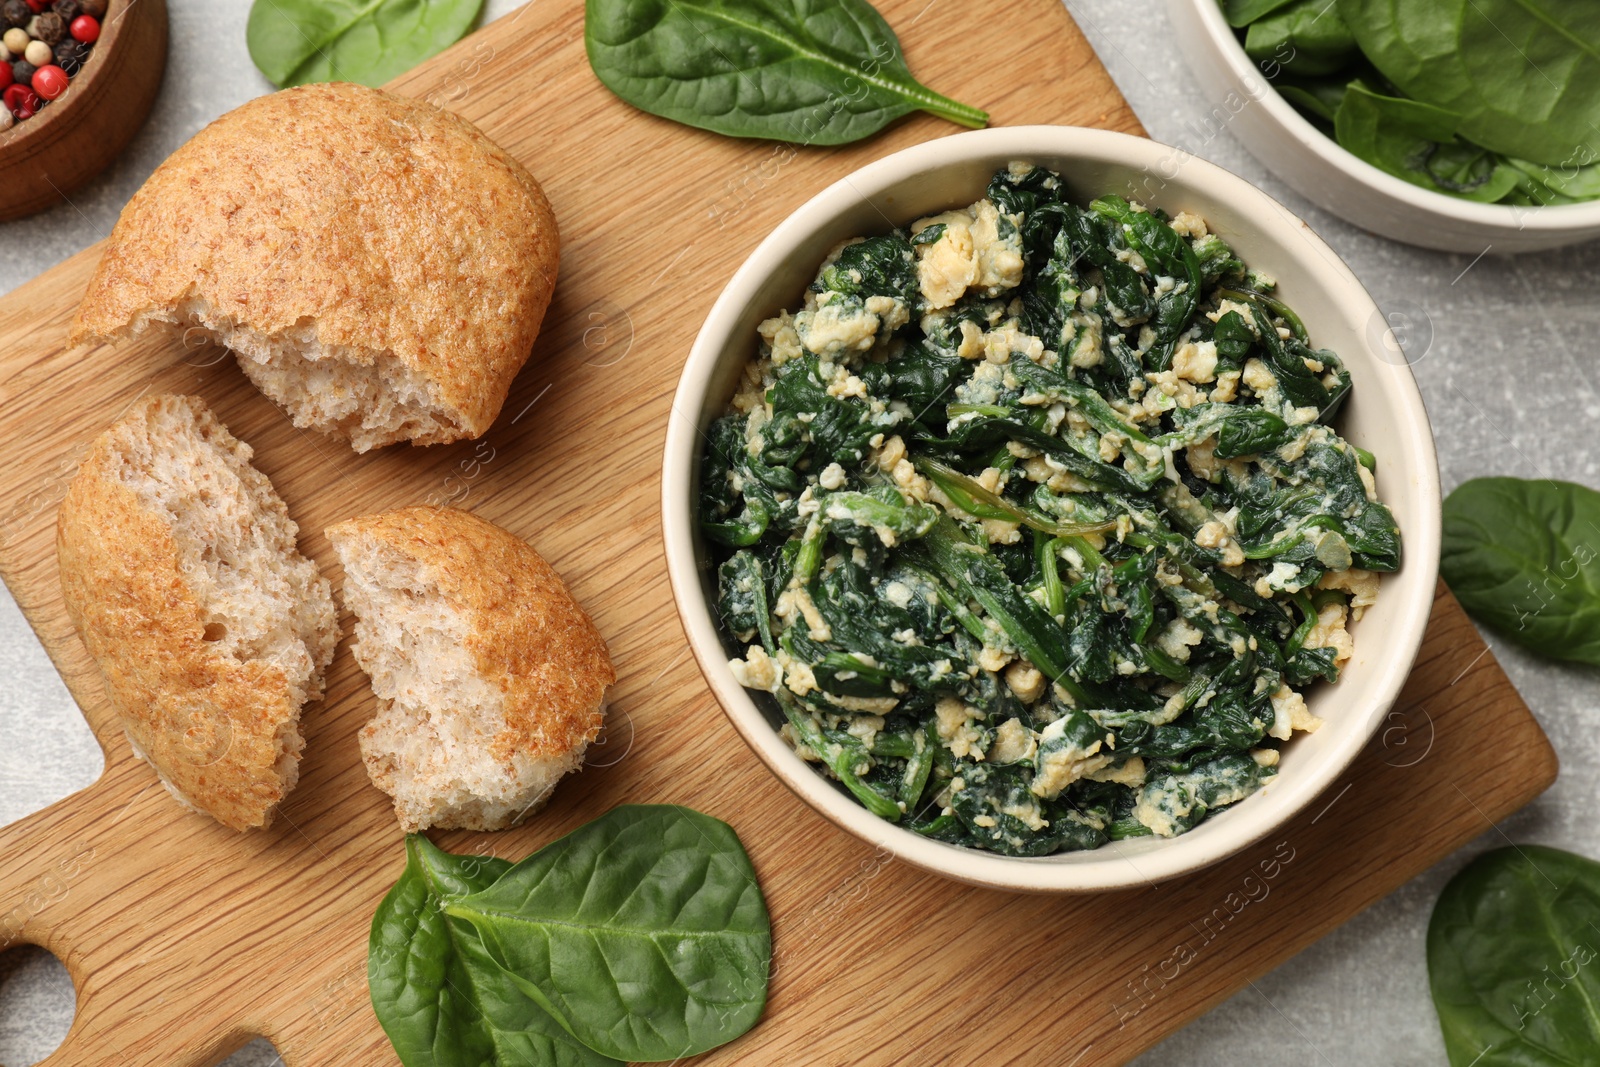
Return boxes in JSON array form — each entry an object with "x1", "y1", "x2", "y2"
[{"x1": 0, "y1": 0, "x2": 167, "y2": 222}]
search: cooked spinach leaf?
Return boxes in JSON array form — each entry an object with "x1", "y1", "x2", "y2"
[
  {"x1": 446, "y1": 805, "x2": 771, "y2": 1062},
  {"x1": 1429, "y1": 846, "x2": 1600, "y2": 1066},
  {"x1": 1090, "y1": 195, "x2": 1203, "y2": 372},
  {"x1": 369, "y1": 836, "x2": 620, "y2": 1067},
  {"x1": 1441, "y1": 477, "x2": 1600, "y2": 667},
  {"x1": 708, "y1": 162, "x2": 1396, "y2": 857},
  {"x1": 584, "y1": 0, "x2": 987, "y2": 146},
  {"x1": 247, "y1": 0, "x2": 483, "y2": 88}
]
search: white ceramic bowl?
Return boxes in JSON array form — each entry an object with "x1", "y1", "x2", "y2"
[
  {"x1": 1166, "y1": 0, "x2": 1600, "y2": 253},
  {"x1": 663, "y1": 126, "x2": 1441, "y2": 892}
]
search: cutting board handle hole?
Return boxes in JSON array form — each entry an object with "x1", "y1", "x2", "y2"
[
  {"x1": 0, "y1": 943, "x2": 74, "y2": 1065},
  {"x1": 226, "y1": 1038, "x2": 286, "y2": 1066}
]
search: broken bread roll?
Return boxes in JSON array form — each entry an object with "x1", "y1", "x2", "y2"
[
  {"x1": 326, "y1": 506, "x2": 614, "y2": 832},
  {"x1": 71, "y1": 82, "x2": 560, "y2": 453},
  {"x1": 57, "y1": 395, "x2": 338, "y2": 831}
]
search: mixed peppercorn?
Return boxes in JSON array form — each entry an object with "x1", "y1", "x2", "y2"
[{"x1": 0, "y1": 0, "x2": 105, "y2": 129}]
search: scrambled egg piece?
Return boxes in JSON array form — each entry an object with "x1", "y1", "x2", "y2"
[
  {"x1": 1305, "y1": 599, "x2": 1355, "y2": 667},
  {"x1": 728, "y1": 645, "x2": 781, "y2": 692},
  {"x1": 911, "y1": 199, "x2": 1023, "y2": 309},
  {"x1": 1088, "y1": 756, "x2": 1147, "y2": 787},
  {"x1": 1267, "y1": 684, "x2": 1323, "y2": 741},
  {"x1": 1318, "y1": 568, "x2": 1381, "y2": 620},
  {"x1": 935, "y1": 697, "x2": 988, "y2": 760},
  {"x1": 1030, "y1": 717, "x2": 1113, "y2": 799},
  {"x1": 988, "y1": 717, "x2": 1037, "y2": 764},
  {"x1": 1005, "y1": 660, "x2": 1045, "y2": 703}
]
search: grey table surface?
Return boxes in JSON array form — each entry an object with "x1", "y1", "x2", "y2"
[{"x1": 0, "y1": 1, "x2": 1595, "y2": 1064}]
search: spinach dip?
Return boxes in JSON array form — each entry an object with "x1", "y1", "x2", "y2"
[{"x1": 702, "y1": 162, "x2": 1401, "y2": 856}]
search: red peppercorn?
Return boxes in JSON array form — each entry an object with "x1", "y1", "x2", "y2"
[
  {"x1": 3, "y1": 80, "x2": 38, "y2": 116},
  {"x1": 67, "y1": 12, "x2": 93, "y2": 41},
  {"x1": 0, "y1": 62, "x2": 10, "y2": 90},
  {"x1": 24, "y1": 0, "x2": 44, "y2": 12},
  {"x1": 30, "y1": 61, "x2": 64, "y2": 99}
]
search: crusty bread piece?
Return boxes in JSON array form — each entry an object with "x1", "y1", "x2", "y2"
[
  {"x1": 57, "y1": 395, "x2": 338, "y2": 831},
  {"x1": 326, "y1": 507, "x2": 614, "y2": 832},
  {"x1": 71, "y1": 82, "x2": 560, "y2": 453}
]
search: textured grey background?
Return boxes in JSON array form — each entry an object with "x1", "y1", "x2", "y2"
[{"x1": 1, "y1": 0, "x2": 1596, "y2": 1064}]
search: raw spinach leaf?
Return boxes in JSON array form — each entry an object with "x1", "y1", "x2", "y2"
[
  {"x1": 1224, "y1": 0, "x2": 1301, "y2": 27},
  {"x1": 247, "y1": 0, "x2": 483, "y2": 88},
  {"x1": 1336, "y1": 0, "x2": 1600, "y2": 166},
  {"x1": 1440, "y1": 477, "x2": 1600, "y2": 667},
  {"x1": 1244, "y1": 0, "x2": 1359, "y2": 78},
  {"x1": 1333, "y1": 82, "x2": 1522, "y2": 202},
  {"x1": 1429, "y1": 846, "x2": 1600, "y2": 1065},
  {"x1": 1504, "y1": 153, "x2": 1600, "y2": 203},
  {"x1": 584, "y1": 0, "x2": 987, "y2": 146},
  {"x1": 1275, "y1": 77, "x2": 1349, "y2": 124},
  {"x1": 447, "y1": 805, "x2": 771, "y2": 1063},
  {"x1": 369, "y1": 836, "x2": 620, "y2": 1067}
]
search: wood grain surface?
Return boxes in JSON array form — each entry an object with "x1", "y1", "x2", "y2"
[{"x1": 0, "y1": 1, "x2": 1555, "y2": 1064}]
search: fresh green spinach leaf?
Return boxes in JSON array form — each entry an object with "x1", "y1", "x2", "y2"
[
  {"x1": 1274, "y1": 76, "x2": 1350, "y2": 123},
  {"x1": 1429, "y1": 846, "x2": 1600, "y2": 1065},
  {"x1": 1441, "y1": 477, "x2": 1600, "y2": 667},
  {"x1": 369, "y1": 836, "x2": 620, "y2": 1067},
  {"x1": 1244, "y1": 0, "x2": 1359, "y2": 78},
  {"x1": 1334, "y1": 82, "x2": 1523, "y2": 202},
  {"x1": 1504, "y1": 153, "x2": 1600, "y2": 204},
  {"x1": 247, "y1": 0, "x2": 484, "y2": 88},
  {"x1": 447, "y1": 805, "x2": 771, "y2": 1063},
  {"x1": 1224, "y1": 0, "x2": 1301, "y2": 27},
  {"x1": 1226, "y1": 0, "x2": 1600, "y2": 204},
  {"x1": 583, "y1": 0, "x2": 987, "y2": 145},
  {"x1": 1336, "y1": 0, "x2": 1600, "y2": 166}
]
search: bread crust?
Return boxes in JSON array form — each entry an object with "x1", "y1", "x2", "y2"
[
  {"x1": 57, "y1": 396, "x2": 331, "y2": 831},
  {"x1": 71, "y1": 82, "x2": 560, "y2": 445},
  {"x1": 327, "y1": 506, "x2": 614, "y2": 823}
]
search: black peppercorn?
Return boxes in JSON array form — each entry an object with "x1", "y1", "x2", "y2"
[
  {"x1": 52, "y1": 0, "x2": 81, "y2": 19},
  {"x1": 32, "y1": 10, "x2": 63, "y2": 45},
  {"x1": 11, "y1": 58, "x2": 34, "y2": 84},
  {"x1": 52, "y1": 36, "x2": 81, "y2": 74},
  {"x1": 77, "y1": 0, "x2": 104, "y2": 17},
  {"x1": 1, "y1": 0, "x2": 29, "y2": 30}
]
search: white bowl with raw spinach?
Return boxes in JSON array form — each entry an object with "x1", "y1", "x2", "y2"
[
  {"x1": 1166, "y1": 0, "x2": 1600, "y2": 253},
  {"x1": 662, "y1": 126, "x2": 1441, "y2": 893}
]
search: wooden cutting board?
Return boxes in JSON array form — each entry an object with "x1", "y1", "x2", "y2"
[{"x1": 0, "y1": 2, "x2": 1556, "y2": 1064}]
